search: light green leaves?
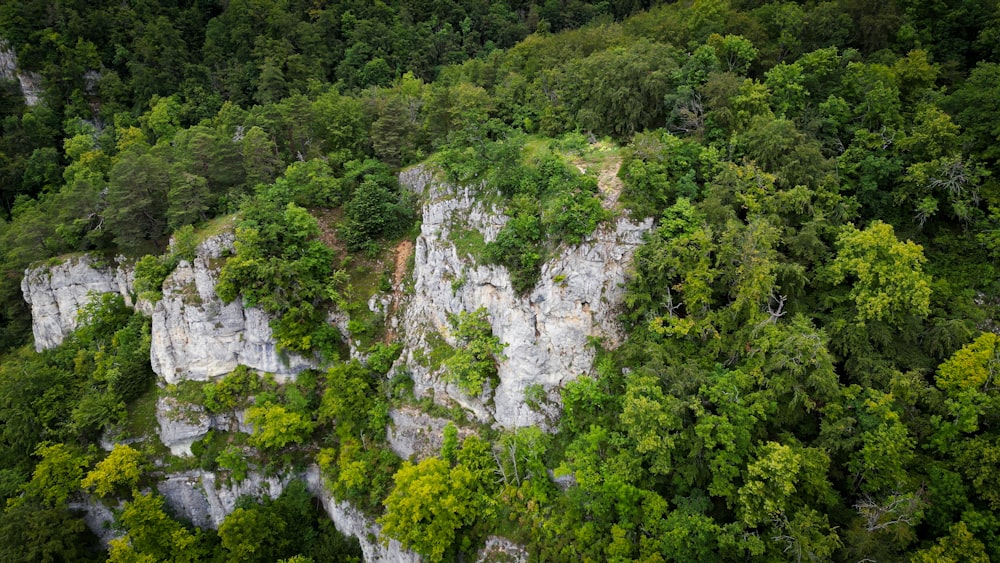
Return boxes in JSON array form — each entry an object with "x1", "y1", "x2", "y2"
[{"x1": 826, "y1": 221, "x2": 931, "y2": 326}]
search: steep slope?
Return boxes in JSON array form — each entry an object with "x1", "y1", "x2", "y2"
[{"x1": 397, "y1": 164, "x2": 651, "y2": 428}]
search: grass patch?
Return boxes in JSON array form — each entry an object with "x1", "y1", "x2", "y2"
[
  {"x1": 120, "y1": 389, "x2": 161, "y2": 441},
  {"x1": 426, "y1": 330, "x2": 456, "y2": 371},
  {"x1": 449, "y1": 225, "x2": 487, "y2": 262},
  {"x1": 193, "y1": 214, "x2": 237, "y2": 243}
]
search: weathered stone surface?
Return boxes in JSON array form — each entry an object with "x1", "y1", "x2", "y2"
[
  {"x1": 399, "y1": 164, "x2": 652, "y2": 428},
  {"x1": 157, "y1": 469, "x2": 290, "y2": 529},
  {"x1": 21, "y1": 255, "x2": 134, "y2": 351},
  {"x1": 305, "y1": 465, "x2": 422, "y2": 563},
  {"x1": 157, "y1": 472, "x2": 214, "y2": 529},
  {"x1": 156, "y1": 397, "x2": 251, "y2": 457},
  {"x1": 475, "y1": 536, "x2": 529, "y2": 563},
  {"x1": 68, "y1": 497, "x2": 122, "y2": 548},
  {"x1": 150, "y1": 233, "x2": 316, "y2": 384},
  {"x1": 0, "y1": 39, "x2": 43, "y2": 106},
  {"x1": 386, "y1": 406, "x2": 474, "y2": 461},
  {"x1": 155, "y1": 397, "x2": 213, "y2": 457}
]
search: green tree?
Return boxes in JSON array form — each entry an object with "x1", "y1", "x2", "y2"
[
  {"x1": 81, "y1": 444, "x2": 146, "y2": 497},
  {"x1": 11, "y1": 442, "x2": 89, "y2": 508},
  {"x1": 111, "y1": 493, "x2": 207, "y2": 562},
  {"x1": 911, "y1": 522, "x2": 989, "y2": 563},
  {"x1": 219, "y1": 505, "x2": 288, "y2": 562},
  {"x1": 825, "y1": 221, "x2": 932, "y2": 326},
  {"x1": 379, "y1": 457, "x2": 482, "y2": 562},
  {"x1": 242, "y1": 126, "x2": 282, "y2": 190},
  {"x1": 106, "y1": 152, "x2": 172, "y2": 253},
  {"x1": 443, "y1": 308, "x2": 505, "y2": 396},
  {"x1": 319, "y1": 360, "x2": 378, "y2": 440},
  {"x1": 0, "y1": 502, "x2": 99, "y2": 563},
  {"x1": 738, "y1": 441, "x2": 802, "y2": 527},
  {"x1": 245, "y1": 404, "x2": 314, "y2": 450}
]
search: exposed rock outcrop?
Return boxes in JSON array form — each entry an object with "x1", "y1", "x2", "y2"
[
  {"x1": 21, "y1": 255, "x2": 134, "y2": 351},
  {"x1": 150, "y1": 233, "x2": 316, "y2": 384},
  {"x1": 399, "y1": 165, "x2": 652, "y2": 428},
  {"x1": 305, "y1": 466, "x2": 422, "y2": 563},
  {"x1": 0, "y1": 39, "x2": 43, "y2": 106},
  {"x1": 68, "y1": 497, "x2": 122, "y2": 548},
  {"x1": 476, "y1": 536, "x2": 529, "y2": 563},
  {"x1": 386, "y1": 406, "x2": 474, "y2": 461},
  {"x1": 155, "y1": 396, "x2": 250, "y2": 456},
  {"x1": 157, "y1": 469, "x2": 290, "y2": 529}
]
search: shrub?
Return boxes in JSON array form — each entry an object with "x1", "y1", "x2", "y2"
[{"x1": 442, "y1": 309, "x2": 505, "y2": 396}]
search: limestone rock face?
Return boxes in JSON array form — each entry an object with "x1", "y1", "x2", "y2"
[
  {"x1": 386, "y1": 406, "x2": 474, "y2": 461},
  {"x1": 476, "y1": 536, "x2": 529, "y2": 563},
  {"x1": 155, "y1": 397, "x2": 249, "y2": 457},
  {"x1": 305, "y1": 466, "x2": 421, "y2": 563},
  {"x1": 0, "y1": 39, "x2": 43, "y2": 106},
  {"x1": 150, "y1": 233, "x2": 315, "y2": 384},
  {"x1": 68, "y1": 497, "x2": 122, "y2": 548},
  {"x1": 399, "y1": 165, "x2": 652, "y2": 428},
  {"x1": 157, "y1": 469, "x2": 290, "y2": 529},
  {"x1": 21, "y1": 255, "x2": 134, "y2": 351}
]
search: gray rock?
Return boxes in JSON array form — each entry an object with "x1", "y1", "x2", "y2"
[
  {"x1": 0, "y1": 39, "x2": 43, "y2": 106},
  {"x1": 476, "y1": 536, "x2": 529, "y2": 563},
  {"x1": 68, "y1": 497, "x2": 122, "y2": 548},
  {"x1": 150, "y1": 233, "x2": 316, "y2": 384},
  {"x1": 157, "y1": 469, "x2": 290, "y2": 529},
  {"x1": 155, "y1": 397, "x2": 213, "y2": 457},
  {"x1": 155, "y1": 396, "x2": 251, "y2": 457},
  {"x1": 157, "y1": 472, "x2": 214, "y2": 528},
  {"x1": 21, "y1": 255, "x2": 134, "y2": 351},
  {"x1": 399, "y1": 164, "x2": 652, "y2": 428},
  {"x1": 386, "y1": 406, "x2": 473, "y2": 461},
  {"x1": 305, "y1": 466, "x2": 422, "y2": 562}
]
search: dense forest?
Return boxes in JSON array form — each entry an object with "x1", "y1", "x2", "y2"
[{"x1": 3, "y1": 0, "x2": 1000, "y2": 561}]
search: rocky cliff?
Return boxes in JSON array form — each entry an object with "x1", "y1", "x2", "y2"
[
  {"x1": 149, "y1": 233, "x2": 316, "y2": 384},
  {"x1": 20, "y1": 233, "x2": 316, "y2": 382},
  {"x1": 20, "y1": 255, "x2": 134, "y2": 351},
  {"x1": 397, "y1": 165, "x2": 652, "y2": 428},
  {"x1": 158, "y1": 469, "x2": 290, "y2": 529},
  {"x1": 20, "y1": 162, "x2": 649, "y2": 562},
  {"x1": 0, "y1": 39, "x2": 44, "y2": 106}
]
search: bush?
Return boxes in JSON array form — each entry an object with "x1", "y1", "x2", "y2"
[
  {"x1": 216, "y1": 199, "x2": 341, "y2": 357},
  {"x1": 442, "y1": 309, "x2": 506, "y2": 396},
  {"x1": 132, "y1": 255, "x2": 173, "y2": 302}
]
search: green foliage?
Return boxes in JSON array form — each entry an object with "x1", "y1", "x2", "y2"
[
  {"x1": 620, "y1": 130, "x2": 709, "y2": 216},
  {"x1": 825, "y1": 221, "x2": 932, "y2": 326},
  {"x1": 319, "y1": 360, "x2": 383, "y2": 440},
  {"x1": 217, "y1": 199, "x2": 341, "y2": 356},
  {"x1": 216, "y1": 446, "x2": 249, "y2": 483},
  {"x1": 203, "y1": 366, "x2": 262, "y2": 414},
  {"x1": 442, "y1": 309, "x2": 505, "y2": 396},
  {"x1": 218, "y1": 480, "x2": 362, "y2": 563},
  {"x1": 0, "y1": 501, "x2": 100, "y2": 563},
  {"x1": 378, "y1": 457, "x2": 484, "y2": 562},
  {"x1": 364, "y1": 342, "x2": 403, "y2": 375},
  {"x1": 340, "y1": 163, "x2": 415, "y2": 251},
  {"x1": 11, "y1": 442, "x2": 89, "y2": 508},
  {"x1": 81, "y1": 444, "x2": 146, "y2": 498},
  {"x1": 4, "y1": 2, "x2": 1000, "y2": 561},
  {"x1": 245, "y1": 404, "x2": 314, "y2": 451},
  {"x1": 132, "y1": 254, "x2": 173, "y2": 302},
  {"x1": 481, "y1": 149, "x2": 609, "y2": 292},
  {"x1": 319, "y1": 441, "x2": 400, "y2": 515},
  {"x1": 110, "y1": 492, "x2": 209, "y2": 562}
]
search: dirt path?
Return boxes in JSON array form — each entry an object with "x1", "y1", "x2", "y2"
[
  {"x1": 596, "y1": 158, "x2": 623, "y2": 209},
  {"x1": 384, "y1": 239, "x2": 414, "y2": 342},
  {"x1": 574, "y1": 156, "x2": 624, "y2": 209}
]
